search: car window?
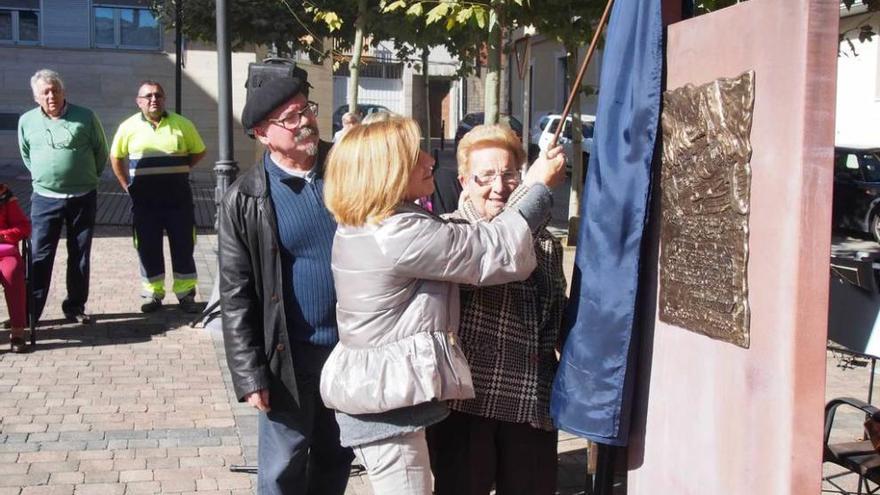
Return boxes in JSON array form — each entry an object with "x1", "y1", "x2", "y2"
[
  {"x1": 583, "y1": 123, "x2": 595, "y2": 139},
  {"x1": 836, "y1": 152, "x2": 865, "y2": 181},
  {"x1": 538, "y1": 116, "x2": 551, "y2": 131},
  {"x1": 860, "y1": 152, "x2": 880, "y2": 182},
  {"x1": 546, "y1": 118, "x2": 560, "y2": 134}
]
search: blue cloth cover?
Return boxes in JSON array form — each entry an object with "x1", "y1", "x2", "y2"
[{"x1": 550, "y1": 0, "x2": 663, "y2": 446}]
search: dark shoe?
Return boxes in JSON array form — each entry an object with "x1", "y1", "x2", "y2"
[
  {"x1": 64, "y1": 311, "x2": 92, "y2": 324},
  {"x1": 10, "y1": 336, "x2": 29, "y2": 353},
  {"x1": 178, "y1": 294, "x2": 201, "y2": 314},
  {"x1": 141, "y1": 298, "x2": 162, "y2": 313}
]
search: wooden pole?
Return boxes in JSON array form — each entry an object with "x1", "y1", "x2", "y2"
[{"x1": 551, "y1": 0, "x2": 614, "y2": 148}]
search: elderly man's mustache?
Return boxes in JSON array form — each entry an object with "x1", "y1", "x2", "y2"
[{"x1": 295, "y1": 126, "x2": 318, "y2": 142}]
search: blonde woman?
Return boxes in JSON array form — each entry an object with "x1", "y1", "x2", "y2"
[
  {"x1": 319, "y1": 115, "x2": 565, "y2": 494},
  {"x1": 428, "y1": 124, "x2": 567, "y2": 495}
]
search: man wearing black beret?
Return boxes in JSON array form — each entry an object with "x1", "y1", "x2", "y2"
[{"x1": 218, "y1": 68, "x2": 354, "y2": 495}]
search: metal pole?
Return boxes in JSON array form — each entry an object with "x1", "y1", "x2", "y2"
[
  {"x1": 174, "y1": 0, "x2": 182, "y2": 114},
  {"x1": 594, "y1": 444, "x2": 616, "y2": 495},
  {"x1": 214, "y1": 0, "x2": 237, "y2": 225}
]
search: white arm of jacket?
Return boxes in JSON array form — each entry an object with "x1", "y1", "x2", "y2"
[{"x1": 375, "y1": 205, "x2": 538, "y2": 286}]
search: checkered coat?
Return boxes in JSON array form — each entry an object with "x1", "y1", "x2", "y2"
[{"x1": 446, "y1": 189, "x2": 567, "y2": 431}]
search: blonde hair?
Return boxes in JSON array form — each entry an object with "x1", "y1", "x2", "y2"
[
  {"x1": 325, "y1": 114, "x2": 422, "y2": 226},
  {"x1": 456, "y1": 124, "x2": 525, "y2": 178}
]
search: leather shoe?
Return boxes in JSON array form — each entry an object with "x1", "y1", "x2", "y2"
[
  {"x1": 10, "y1": 336, "x2": 29, "y2": 353},
  {"x1": 64, "y1": 311, "x2": 92, "y2": 324}
]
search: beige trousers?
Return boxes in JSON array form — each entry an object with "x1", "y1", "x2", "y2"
[{"x1": 353, "y1": 430, "x2": 433, "y2": 495}]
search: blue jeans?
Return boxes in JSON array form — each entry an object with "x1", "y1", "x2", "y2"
[
  {"x1": 257, "y1": 344, "x2": 354, "y2": 495},
  {"x1": 30, "y1": 191, "x2": 97, "y2": 322}
]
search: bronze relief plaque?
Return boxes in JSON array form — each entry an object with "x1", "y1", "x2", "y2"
[{"x1": 658, "y1": 71, "x2": 754, "y2": 348}]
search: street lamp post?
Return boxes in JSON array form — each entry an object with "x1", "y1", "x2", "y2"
[{"x1": 214, "y1": 0, "x2": 238, "y2": 222}]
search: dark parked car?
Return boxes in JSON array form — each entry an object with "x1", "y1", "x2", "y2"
[
  {"x1": 833, "y1": 147, "x2": 880, "y2": 243},
  {"x1": 454, "y1": 112, "x2": 523, "y2": 148},
  {"x1": 332, "y1": 104, "x2": 390, "y2": 134}
]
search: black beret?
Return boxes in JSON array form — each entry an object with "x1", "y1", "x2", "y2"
[{"x1": 241, "y1": 69, "x2": 311, "y2": 130}]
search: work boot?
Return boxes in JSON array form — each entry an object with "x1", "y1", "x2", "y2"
[
  {"x1": 141, "y1": 298, "x2": 162, "y2": 313},
  {"x1": 178, "y1": 293, "x2": 200, "y2": 314}
]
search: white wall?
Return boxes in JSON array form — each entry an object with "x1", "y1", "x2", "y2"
[
  {"x1": 332, "y1": 76, "x2": 405, "y2": 115},
  {"x1": 837, "y1": 11, "x2": 880, "y2": 147}
]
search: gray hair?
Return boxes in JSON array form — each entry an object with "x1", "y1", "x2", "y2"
[
  {"x1": 30, "y1": 69, "x2": 64, "y2": 97},
  {"x1": 341, "y1": 112, "x2": 362, "y2": 126}
]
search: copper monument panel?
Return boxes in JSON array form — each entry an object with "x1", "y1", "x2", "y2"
[{"x1": 658, "y1": 71, "x2": 755, "y2": 348}]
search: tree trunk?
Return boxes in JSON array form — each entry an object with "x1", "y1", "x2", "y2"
[
  {"x1": 347, "y1": 0, "x2": 368, "y2": 114},
  {"x1": 483, "y1": 7, "x2": 502, "y2": 125},
  {"x1": 567, "y1": 45, "x2": 584, "y2": 245},
  {"x1": 421, "y1": 48, "x2": 431, "y2": 151},
  {"x1": 522, "y1": 36, "x2": 532, "y2": 168}
]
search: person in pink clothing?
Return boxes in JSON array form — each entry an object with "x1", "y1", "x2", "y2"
[{"x1": 0, "y1": 184, "x2": 32, "y2": 353}]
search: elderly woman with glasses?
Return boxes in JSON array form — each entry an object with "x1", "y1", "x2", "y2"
[
  {"x1": 426, "y1": 124, "x2": 568, "y2": 495},
  {"x1": 319, "y1": 114, "x2": 565, "y2": 495}
]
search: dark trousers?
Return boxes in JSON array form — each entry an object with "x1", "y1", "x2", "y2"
[
  {"x1": 257, "y1": 344, "x2": 354, "y2": 495},
  {"x1": 427, "y1": 410, "x2": 558, "y2": 495},
  {"x1": 130, "y1": 186, "x2": 197, "y2": 300},
  {"x1": 30, "y1": 191, "x2": 96, "y2": 322}
]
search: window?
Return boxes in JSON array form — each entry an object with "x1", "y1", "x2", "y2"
[
  {"x1": 333, "y1": 59, "x2": 404, "y2": 80},
  {"x1": 0, "y1": 0, "x2": 40, "y2": 45},
  {"x1": 0, "y1": 112, "x2": 19, "y2": 131},
  {"x1": 93, "y1": 2, "x2": 161, "y2": 50}
]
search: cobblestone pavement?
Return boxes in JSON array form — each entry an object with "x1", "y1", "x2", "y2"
[{"x1": 0, "y1": 222, "x2": 872, "y2": 494}]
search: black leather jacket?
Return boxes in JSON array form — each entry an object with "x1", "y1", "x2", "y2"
[{"x1": 218, "y1": 142, "x2": 331, "y2": 411}]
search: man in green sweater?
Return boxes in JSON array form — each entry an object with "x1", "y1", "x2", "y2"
[{"x1": 17, "y1": 69, "x2": 108, "y2": 326}]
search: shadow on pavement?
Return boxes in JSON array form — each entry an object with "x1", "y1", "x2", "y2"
[{"x1": 0, "y1": 310, "x2": 202, "y2": 352}]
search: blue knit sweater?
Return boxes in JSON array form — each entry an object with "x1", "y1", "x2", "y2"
[{"x1": 264, "y1": 152, "x2": 338, "y2": 346}]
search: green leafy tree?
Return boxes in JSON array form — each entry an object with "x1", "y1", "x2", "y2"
[
  {"x1": 383, "y1": 0, "x2": 530, "y2": 125},
  {"x1": 150, "y1": 0, "x2": 333, "y2": 59},
  {"x1": 308, "y1": 0, "x2": 483, "y2": 146}
]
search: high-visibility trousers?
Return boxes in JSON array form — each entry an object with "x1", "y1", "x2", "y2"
[{"x1": 130, "y1": 182, "x2": 197, "y2": 300}]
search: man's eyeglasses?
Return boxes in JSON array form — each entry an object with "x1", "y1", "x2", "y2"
[
  {"x1": 472, "y1": 170, "x2": 521, "y2": 187},
  {"x1": 268, "y1": 101, "x2": 319, "y2": 129},
  {"x1": 137, "y1": 93, "x2": 165, "y2": 100}
]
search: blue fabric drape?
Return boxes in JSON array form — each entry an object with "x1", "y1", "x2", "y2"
[{"x1": 550, "y1": 0, "x2": 663, "y2": 447}]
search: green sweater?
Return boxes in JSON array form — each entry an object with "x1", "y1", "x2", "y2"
[{"x1": 18, "y1": 103, "x2": 109, "y2": 196}]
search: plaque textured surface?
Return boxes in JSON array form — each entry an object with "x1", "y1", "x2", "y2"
[{"x1": 658, "y1": 71, "x2": 755, "y2": 348}]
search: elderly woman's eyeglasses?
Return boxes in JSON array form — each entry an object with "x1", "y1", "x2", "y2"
[
  {"x1": 268, "y1": 101, "x2": 319, "y2": 129},
  {"x1": 472, "y1": 170, "x2": 521, "y2": 187}
]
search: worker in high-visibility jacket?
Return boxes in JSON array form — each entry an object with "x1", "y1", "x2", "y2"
[{"x1": 109, "y1": 81, "x2": 206, "y2": 313}]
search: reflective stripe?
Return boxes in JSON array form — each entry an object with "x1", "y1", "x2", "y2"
[
  {"x1": 142, "y1": 278, "x2": 165, "y2": 299},
  {"x1": 129, "y1": 152, "x2": 189, "y2": 160},
  {"x1": 172, "y1": 277, "x2": 197, "y2": 298},
  {"x1": 130, "y1": 166, "x2": 191, "y2": 176}
]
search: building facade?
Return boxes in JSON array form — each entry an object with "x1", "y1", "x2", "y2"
[
  {"x1": 331, "y1": 42, "x2": 463, "y2": 139},
  {"x1": 0, "y1": 1, "x2": 335, "y2": 175},
  {"x1": 838, "y1": 3, "x2": 880, "y2": 148},
  {"x1": 506, "y1": 29, "x2": 602, "y2": 140}
]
